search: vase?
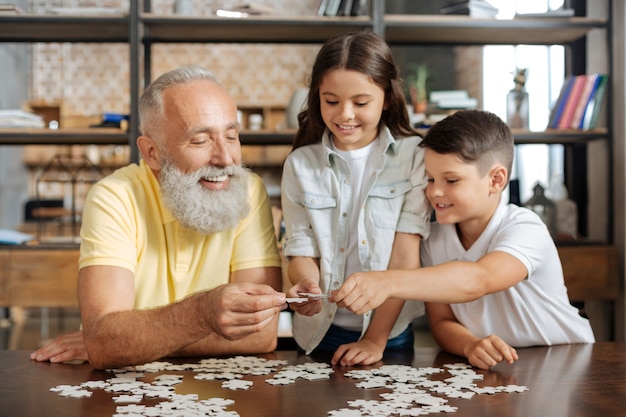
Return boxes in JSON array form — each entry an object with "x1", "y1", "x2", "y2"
[{"x1": 506, "y1": 89, "x2": 529, "y2": 129}]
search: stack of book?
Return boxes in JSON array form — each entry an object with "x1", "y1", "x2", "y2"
[
  {"x1": 316, "y1": 0, "x2": 368, "y2": 16},
  {"x1": 547, "y1": 74, "x2": 608, "y2": 130},
  {"x1": 440, "y1": 0, "x2": 498, "y2": 18},
  {"x1": 424, "y1": 90, "x2": 478, "y2": 125}
]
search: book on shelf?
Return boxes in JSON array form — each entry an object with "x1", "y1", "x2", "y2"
[
  {"x1": 515, "y1": 8, "x2": 575, "y2": 19},
  {"x1": 429, "y1": 90, "x2": 478, "y2": 110},
  {"x1": 440, "y1": 0, "x2": 498, "y2": 18},
  {"x1": 336, "y1": 0, "x2": 352, "y2": 16},
  {"x1": 0, "y1": 229, "x2": 34, "y2": 246},
  {"x1": 317, "y1": 0, "x2": 367, "y2": 16},
  {"x1": 581, "y1": 74, "x2": 608, "y2": 130},
  {"x1": 548, "y1": 74, "x2": 608, "y2": 130},
  {"x1": 324, "y1": 0, "x2": 342, "y2": 16},
  {"x1": 557, "y1": 75, "x2": 586, "y2": 129},
  {"x1": 423, "y1": 90, "x2": 478, "y2": 125}
]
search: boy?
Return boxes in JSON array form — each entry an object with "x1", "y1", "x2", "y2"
[{"x1": 331, "y1": 110, "x2": 595, "y2": 369}]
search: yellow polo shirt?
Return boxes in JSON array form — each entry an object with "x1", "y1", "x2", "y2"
[{"x1": 79, "y1": 160, "x2": 281, "y2": 310}]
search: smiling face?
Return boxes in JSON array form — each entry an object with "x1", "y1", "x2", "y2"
[
  {"x1": 155, "y1": 79, "x2": 242, "y2": 190},
  {"x1": 138, "y1": 78, "x2": 250, "y2": 234},
  {"x1": 424, "y1": 148, "x2": 500, "y2": 235},
  {"x1": 318, "y1": 68, "x2": 387, "y2": 151}
]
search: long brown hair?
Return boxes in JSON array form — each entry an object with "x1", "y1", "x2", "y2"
[{"x1": 293, "y1": 31, "x2": 417, "y2": 151}]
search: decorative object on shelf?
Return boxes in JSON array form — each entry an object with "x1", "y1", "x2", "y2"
[
  {"x1": 173, "y1": 0, "x2": 194, "y2": 15},
  {"x1": 523, "y1": 182, "x2": 557, "y2": 238},
  {"x1": 506, "y1": 67, "x2": 529, "y2": 129},
  {"x1": 546, "y1": 173, "x2": 579, "y2": 240},
  {"x1": 406, "y1": 63, "x2": 429, "y2": 115},
  {"x1": 248, "y1": 114, "x2": 263, "y2": 130}
]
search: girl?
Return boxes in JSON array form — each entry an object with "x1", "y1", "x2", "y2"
[{"x1": 281, "y1": 31, "x2": 432, "y2": 366}]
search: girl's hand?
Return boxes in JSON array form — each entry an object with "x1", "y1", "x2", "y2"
[
  {"x1": 286, "y1": 279, "x2": 323, "y2": 316},
  {"x1": 331, "y1": 338, "x2": 385, "y2": 366}
]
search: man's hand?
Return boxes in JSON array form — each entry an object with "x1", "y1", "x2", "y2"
[
  {"x1": 285, "y1": 278, "x2": 323, "y2": 316},
  {"x1": 464, "y1": 334, "x2": 518, "y2": 370},
  {"x1": 30, "y1": 331, "x2": 88, "y2": 364},
  {"x1": 203, "y1": 282, "x2": 286, "y2": 341},
  {"x1": 331, "y1": 338, "x2": 385, "y2": 366},
  {"x1": 331, "y1": 271, "x2": 392, "y2": 315}
]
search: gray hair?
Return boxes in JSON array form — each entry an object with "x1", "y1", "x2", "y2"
[{"x1": 138, "y1": 65, "x2": 219, "y2": 139}]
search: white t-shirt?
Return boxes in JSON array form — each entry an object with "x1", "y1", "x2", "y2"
[
  {"x1": 421, "y1": 201, "x2": 595, "y2": 346},
  {"x1": 332, "y1": 139, "x2": 378, "y2": 331}
]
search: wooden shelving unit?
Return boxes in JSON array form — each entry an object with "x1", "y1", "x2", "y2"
[{"x1": 0, "y1": 1, "x2": 619, "y2": 326}]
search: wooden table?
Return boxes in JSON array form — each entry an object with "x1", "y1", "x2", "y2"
[{"x1": 1, "y1": 342, "x2": 625, "y2": 416}]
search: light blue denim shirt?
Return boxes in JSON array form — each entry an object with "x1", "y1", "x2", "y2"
[{"x1": 281, "y1": 126, "x2": 431, "y2": 353}]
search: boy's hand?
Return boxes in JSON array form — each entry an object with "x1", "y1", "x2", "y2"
[
  {"x1": 331, "y1": 272, "x2": 391, "y2": 315},
  {"x1": 286, "y1": 278, "x2": 323, "y2": 316},
  {"x1": 465, "y1": 334, "x2": 518, "y2": 370}
]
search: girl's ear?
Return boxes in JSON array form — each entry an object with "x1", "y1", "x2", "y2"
[
  {"x1": 136, "y1": 135, "x2": 162, "y2": 171},
  {"x1": 489, "y1": 163, "x2": 509, "y2": 192}
]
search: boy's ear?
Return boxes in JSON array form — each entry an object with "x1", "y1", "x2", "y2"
[
  {"x1": 489, "y1": 164, "x2": 509, "y2": 192},
  {"x1": 136, "y1": 135, "x2": 162, "y2": 171}
]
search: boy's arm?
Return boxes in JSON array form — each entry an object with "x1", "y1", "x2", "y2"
[
  {"x1": 333, "y1": 250, "x2": 528, "y2": 315},
  {"x1": 427, "y1": 302, "x2": 518, "y2": 369},
  {"x1": 332, "y1": 232, "x2": 420, "y2": 366}
]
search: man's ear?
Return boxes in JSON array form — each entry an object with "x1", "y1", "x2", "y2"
[
  {"x1": 489, "y1": 164, "x2": 508, "y2": 192},
  {"x1": 136, "y1": 135, "x2": 162, "y2": 171}
]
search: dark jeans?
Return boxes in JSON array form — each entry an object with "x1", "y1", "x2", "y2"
[{"x1": 310, "y1": 323, "x2": 414, "y2": 353}]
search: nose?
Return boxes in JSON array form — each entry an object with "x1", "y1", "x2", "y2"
[
  {"x1": 427, "y1": 182, "x2": 443, "y2": 198},
  {"x1": 210, "y1": 137, "x2": 235, "y2": 167},
  {"x1": 339, "y1": 103, "x2": 355, "y2": 120}
]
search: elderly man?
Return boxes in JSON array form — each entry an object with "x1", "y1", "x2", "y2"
[{"x1": 31, "y1": 65, "x2": 286, "y2": 369}]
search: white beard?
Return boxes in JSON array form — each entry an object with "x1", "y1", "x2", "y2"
[{"x1": 159, "y1": 159, "x2": 250, "y2": 234}]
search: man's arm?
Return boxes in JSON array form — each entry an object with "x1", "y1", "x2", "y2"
[
  {"x1": 80, "y1": 265, "x2": 285, "y2": 369},
  {"x1": 174, "y1": 266, "x2": 283, "y2": 357}
]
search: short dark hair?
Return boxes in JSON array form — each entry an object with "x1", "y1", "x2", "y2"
[
  {"x1": 293, "y1": 31, "x2": 416, "y2": 150},
  {"x1": 420, "y1": 110, "x2": 514, "y2": 177}
]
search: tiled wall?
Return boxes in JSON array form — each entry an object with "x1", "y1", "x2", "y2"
[{"x1": 28, "y1": 0, "x2": 321, "y2": 120}]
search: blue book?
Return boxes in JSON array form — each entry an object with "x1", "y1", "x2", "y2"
[
  {"x1": 547, "y1": 76, "x2": 575, "y2": 129},
  {"x1": 581, "y1": 74, "x2": 608, "y2": 130}
]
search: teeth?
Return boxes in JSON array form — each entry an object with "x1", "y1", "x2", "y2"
[
  {"x1": 203, "y1": 174, "x2": 228, "y2": 182},
  {"x1": 338, "y1": 125, "x2": 356, "y2": 130}
]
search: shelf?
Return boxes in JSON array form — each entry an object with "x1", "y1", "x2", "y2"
[
  {"x1": 237, "y1": 128, "x2": 609, "y2": 147},
  {"x1": 141, "y1": 14, "x2": 373, "y2": 43},
  {"x1": 0, "y1": 128, "x2": 129, "y2": 145},
  {"x1": 0, "y1": 14, "x2": 129, "y2": 42},
  {"x1": 240, "y1": 129, "x2": 295, "y2": 146},
  {"x1": 511, "y1": 128, "x2": 608, "y2": 145},
  {"x1": 384, "y1": 15, "x2": 607, "y2": 45}
]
